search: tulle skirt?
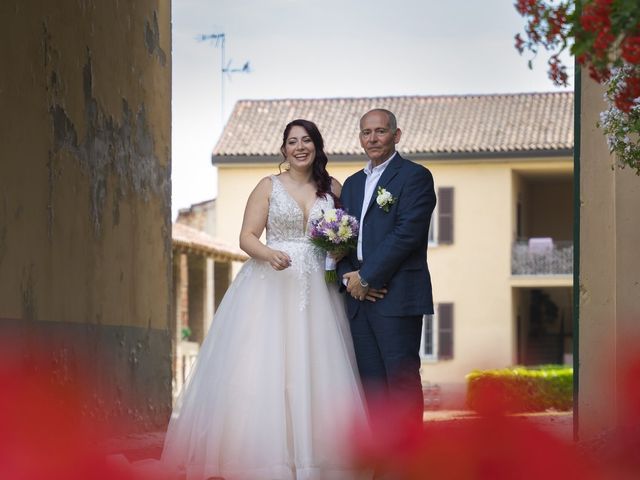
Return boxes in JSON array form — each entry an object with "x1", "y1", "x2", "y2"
[{"x1": 160, "y1": 253, "x2": 371, "y2": 480}]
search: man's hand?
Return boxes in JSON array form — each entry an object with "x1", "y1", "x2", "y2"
[
  {"x1": 328, "y1": 250, "x2": 346, "y2": 263},
  {"x1": 343, "y1": 270, "x2": 369, "y2": 301}
]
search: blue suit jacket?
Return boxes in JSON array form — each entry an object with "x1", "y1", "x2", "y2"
[{"x1": 337, "y1": 154, "x2": 436, "y2": 318}]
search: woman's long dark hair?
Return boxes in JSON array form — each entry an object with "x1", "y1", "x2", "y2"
[{"x1": 279, "y1": 119, "x2": 340, "y2": 206}]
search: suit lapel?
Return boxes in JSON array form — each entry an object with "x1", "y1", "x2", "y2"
[
  {"x1": 351, "y1": 170, "x2": 367, "y2": 219},
  {"x1": 363, "y1": 154, "x2": 403, "y2": 218}
]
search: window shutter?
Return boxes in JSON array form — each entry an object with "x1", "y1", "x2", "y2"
[
  {"x1": 422, "y1": 315, "x2": 434, "y2": 357},
  {"x1": 438, "y1": 187, "x2": 454, "y2": 244},
  {"x1": 438, "y1": 303, "x2": 454, "y2": 360}
]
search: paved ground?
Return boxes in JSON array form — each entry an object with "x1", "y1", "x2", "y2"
[
  {"x1": 102, "y1": 431, "x2": 166, "y2": 463},
  {"x1": 106, "y1": 410, "x2": 574, "y2": 463},
  {"x1": 424, "y1": 409, "x2": 574, "y2": 442}
]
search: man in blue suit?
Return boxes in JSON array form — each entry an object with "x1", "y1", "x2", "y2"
[{"x1": 338, "y1": 109, "x2": 436, "y2": 427}]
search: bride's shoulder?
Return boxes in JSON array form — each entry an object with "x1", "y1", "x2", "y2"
[
  {"x1": 256, "y1": 175, "x2": 276, "y2": 188},
  {"x1": 248, "y1": 176, "x2": 275, "y2": 201}
]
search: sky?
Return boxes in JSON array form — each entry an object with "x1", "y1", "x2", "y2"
[{"x1": 171, "y1": 0, "x2": 573, "y2": 219}]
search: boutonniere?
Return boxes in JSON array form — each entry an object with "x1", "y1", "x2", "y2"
[{"x1": 376, "y1": 186, "x2": 396, "y2": 213}]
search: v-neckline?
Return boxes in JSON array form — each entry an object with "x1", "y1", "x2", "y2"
[{"x1": 273, "y1": 175, "x2": 319, "y2": 228}]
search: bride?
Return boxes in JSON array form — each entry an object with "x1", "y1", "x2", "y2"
[{"x1": 160, "y1": 119, "x2": 373, "y2": 480}]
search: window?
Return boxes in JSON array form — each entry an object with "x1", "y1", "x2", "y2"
[
  {"x1": 420, "y1": 303, "x2": 454, "y2": 361},
  {"x1": 437, "y1": 187, "x2": 454, "y2": 244},
  {"x1": 429, "y1": 187, "x2": 453, "y2": 246},
  {"x1": 428, "y1": 210, "x2": 437, "y2": 245},
  {"x1": 421, "y1": 314, "x2": 437, "y2": 360},
  {"x1": 438, "y1": 303, "x2": 454, "y2": 360}
]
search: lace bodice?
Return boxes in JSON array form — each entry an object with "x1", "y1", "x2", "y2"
[
  {"x1": 255, "y1": 175, "x2": 334, "y2": 310},
  {"x1": 266, "y1": 175, "x2": 332, "y2": 243}
]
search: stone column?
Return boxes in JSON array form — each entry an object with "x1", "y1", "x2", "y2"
[
  {"x1": 0, "y1": 0, "x2": 172, "y2": 432},
  {"x1": 579, "y1": 68, "x2": 640, "y2": 439}
]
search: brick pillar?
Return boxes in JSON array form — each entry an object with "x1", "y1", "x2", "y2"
[
  {"x1": 187, "y1": 255, "x2": 205, "y2": 344},
  {"x1": 178, "y1": 253, "x2": 189, "y2": 336}
]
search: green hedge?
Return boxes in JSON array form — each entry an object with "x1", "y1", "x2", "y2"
[{"x1": 466, "y1": 365, "x2": 573, "y2": 413}]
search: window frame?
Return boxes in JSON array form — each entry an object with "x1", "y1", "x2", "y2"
[
  {"x1": 428, "y1": 207, "x2": 438, "y2": 246},
  {"x1": 420, "y1": 313, "x2": 438, "y2": 362},
  {"x1": 420, "y1": 303, "x2": 454, "y2": 361}
]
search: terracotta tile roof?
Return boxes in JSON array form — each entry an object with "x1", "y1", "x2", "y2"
[
  {"x1": 172, "y1": 223, "x2": 248, "y2": 262},
  {"x1": 212, "y1": 92, "x2": 573, "y2": 161}
]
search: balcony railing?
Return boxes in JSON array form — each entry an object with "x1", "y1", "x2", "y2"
[
  {"x1": 173, "y1": 340, "x2": 199, "y2": 402},
  {"x1": 512, "y1": 239, "x2": 573, "y2": 275}
]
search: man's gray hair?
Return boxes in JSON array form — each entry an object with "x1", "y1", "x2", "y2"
[{"x1": 361, "y1": 108, "x2": 398, "y2": 132}]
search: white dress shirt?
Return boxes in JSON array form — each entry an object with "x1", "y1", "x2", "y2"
[{"x1": 357, "y1": 152, "x2": 397, "y2": 261}]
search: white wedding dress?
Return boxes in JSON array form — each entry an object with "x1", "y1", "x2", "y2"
[{"x1": 160, "y1": 175, "x2": 370, "y2": 480}]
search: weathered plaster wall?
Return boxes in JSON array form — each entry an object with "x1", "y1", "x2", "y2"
[
  {"x1": 579, "y1": 71, "x2": 640, "y2": 439},
  {"x1": 0, "y1": 1, "x2": 172, "y2": 431}
]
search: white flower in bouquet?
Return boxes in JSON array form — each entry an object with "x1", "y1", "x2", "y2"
[
  {"x1": 338, "y1": 225, "x2": 352, "y2": 241},
  {"x1": 324, "y1": 210, "x2": 338, "y2": 223}
]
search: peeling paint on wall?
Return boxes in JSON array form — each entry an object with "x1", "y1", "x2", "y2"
[
  {"x1": 579, "y1": 282, "x2": 588, "y2": 301},
  {"x1": 1, "y1": 6, "x2": 173, "y2": 432},
  {"x1": 0, "y1": 200, "x2": 9, "y2": 266},
  {"x1": 0, "y1": 192, "x2": 7, "y2": 269},
  {"x1": 0, "y1": 319, "x2": 172, "y2": 432},
  {"x1": 51, "y1": 346, "x2": 75, "y2": 386},
  {"x1": 46, "y1": 48, "x2": 169, "y2": 237},
  {"x1": 144, "y1": 11, "x2": 166, "y2": 66},
  {"x1": 46, "y1": 152, "x2": 55, "y2": 241},
  {"x1": 21, "y1": 264, "x2": 37, "y2": 321}
]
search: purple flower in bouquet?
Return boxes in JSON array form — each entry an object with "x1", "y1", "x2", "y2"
[
  {"x1": 309, "y1": 208, "x2": 359, "y2": 255},
  {"x1": 309, "y1": 208, "x2": 359, "y2": 281}
]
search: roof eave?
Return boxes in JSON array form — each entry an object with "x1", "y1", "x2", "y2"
[
  {"x1": 404, "y1": 148, "x2": 573, "y2": 161},
  {"x1": 212, "y1": 148, "x2": 573, "y2": 165},
  {"x1": 172, "y1": 240, "x2": 249, "y2": 263}
]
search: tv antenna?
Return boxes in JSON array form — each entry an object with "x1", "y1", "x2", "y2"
[{"x1": 196, "y1": 32, "x2": 251, "y2": 124}]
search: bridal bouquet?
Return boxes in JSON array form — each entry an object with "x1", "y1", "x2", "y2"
[{"x1": 309, "y1": 208, "x2": 359, "y2": 282}]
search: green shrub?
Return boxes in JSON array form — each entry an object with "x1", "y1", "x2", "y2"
[
  {"x1": 181, "y1": 326, "x2": 192, "y2": 341},
  {"x1": 466, "y1": 365, "x2": 573, "y2": 413}
]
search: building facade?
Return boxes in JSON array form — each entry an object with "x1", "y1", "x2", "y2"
[{"x1": 211, "y1": 93, "x2": 574, "y2": 406}]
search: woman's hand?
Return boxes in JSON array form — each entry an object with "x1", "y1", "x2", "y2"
[
  {"x1": 365, "y1": 287, "x2": 388, "y2": 302},
  {"x1": 267, "y1": 249, "x2": 292, "y2": 271}
]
